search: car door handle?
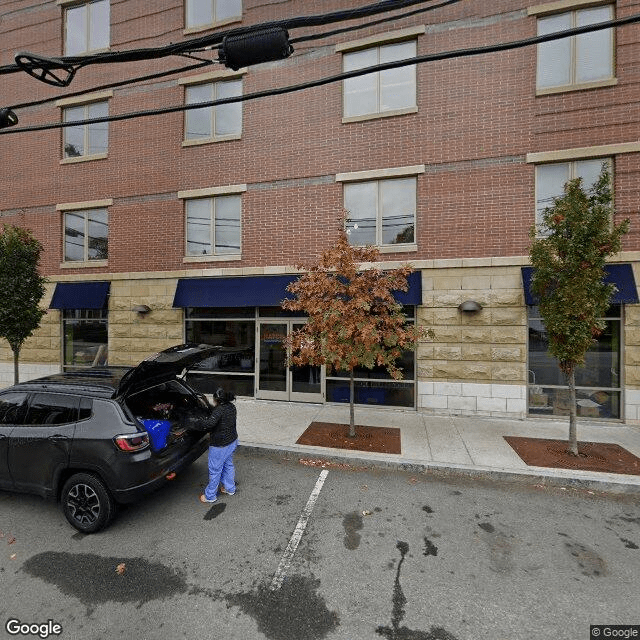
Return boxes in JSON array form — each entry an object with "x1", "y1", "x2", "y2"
[{"x1": 48, "y1": 434, "x2": 69, "y2": 441}]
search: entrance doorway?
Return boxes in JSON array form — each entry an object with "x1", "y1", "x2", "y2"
[{"x1": 256, "y1": 320, "x2": 323, "y2": 402}]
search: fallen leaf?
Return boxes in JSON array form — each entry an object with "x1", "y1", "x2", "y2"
[
  {"x1": 408, "y1": 477, "x2": 418, "y2": 485},
  {"x1": 115, "y1": 563, "x2": 126, "y2": 575},
  {"x1": 9, "y1": 553, "x2": 16, "y2": 560},
  {"x1": 165, "y1": 472, "x2": 176, "y2": 480},
  {"x1": 7, "y1": 536, "x2": 16, "y2": 545},
  {"x1": 360, "y1": 485, "x2": 368, "y2": 491},
  {"x1": 362, "y1": 510, "x2": 372, "y2": 516}
]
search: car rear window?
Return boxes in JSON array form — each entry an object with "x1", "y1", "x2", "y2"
[
  {"x1": 0, "y1": 392, "x2": 28, "y2": 425},
  {"x1": 23, "y1": 393, "x2": 80, "y2": 425}
]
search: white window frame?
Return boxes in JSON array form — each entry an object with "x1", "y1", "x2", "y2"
[
  {"x1": 57, "y1": 199, "x2": 111, "y2": 267},
  {"x1": 336, "y1": 166, "x2": 424, "y2": 253},
  {"x1": 184, "y1": 0, "x2": 242, "y2": 33},
  {"x1": 337, "y1": 26, "x2": 424, "y2": 123},
  {"x1": 178, "y1": 185, "x2": 246, "y2": 262},
  {"x1": 60, "y1": 0, "x2": 110, "y2": 56},
  {"x1": 180, "y1": 70, "x2": 245, "y2": 145},
  {"x1": 57, "y1": 91, "x2": 112, "y2": 163},
  {"x1": 531, "y1": 1, "x2": 616, "y2": 94}
]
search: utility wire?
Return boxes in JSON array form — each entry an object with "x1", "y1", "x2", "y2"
[
  {"x1": 0, "y1": 0, "x2": 445, "y2": 76},
  {"x1": 2, "y1": 13, "x2": 638, "y2": 136}
]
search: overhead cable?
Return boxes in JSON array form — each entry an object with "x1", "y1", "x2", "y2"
[{"x1": 2, "y1": 12, "x2": 638, "y2": 135}]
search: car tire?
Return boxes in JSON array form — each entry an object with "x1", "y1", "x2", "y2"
[{"x1": 61, "y1": 473, "x2": 116, "y2": 534}]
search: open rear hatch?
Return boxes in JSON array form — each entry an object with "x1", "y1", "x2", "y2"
[{"x1": 116, "y1": 344, "x2": 220, "y2": 451}]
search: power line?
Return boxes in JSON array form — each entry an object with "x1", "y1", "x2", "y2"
[{"x1": 2, "y1": 12, "x2": 638, "y2": 136}]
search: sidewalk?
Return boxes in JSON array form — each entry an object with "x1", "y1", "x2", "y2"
[{"x1": 235, "y1": 398, "x2": 640, "y2": 495}]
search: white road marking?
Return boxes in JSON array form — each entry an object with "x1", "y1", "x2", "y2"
[{"x1": 270, "y1": 469, "x2": 329, "y2": 591}]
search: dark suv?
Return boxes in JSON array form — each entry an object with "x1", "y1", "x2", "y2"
[{"x1": 0, "y1": 344, "x2": 219, "y2": 533}]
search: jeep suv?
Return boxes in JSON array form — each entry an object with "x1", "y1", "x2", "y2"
[{"x1": 0, "y1": 344, "x2": 219, "y2": 533}]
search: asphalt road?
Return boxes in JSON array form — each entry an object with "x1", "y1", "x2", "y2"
[{"x1": 1, "y1": 449, "x2": 639, "y2": 640}]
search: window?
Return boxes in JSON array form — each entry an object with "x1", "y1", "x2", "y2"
[
  {"x1": 184, "y1": 79, "x2": 242, "y2": 142},
  {"x1": 65, "y1": 0, "x2": 109, "y2": 55},
  {"x1": 186, "y1": 195, "x2": 241, "y2": 256},
  {"x1": 186, "y1": 0, "x2": 241, "y2": 29},
  {"x1": 64, "y1": 208, "x2": 108, "y2": 262},
  {"x1": 0, "y1": 393, "x2": 28, "y2": 425},
  {"x1": 536, "y1": 4, "x2": 614, "y2": 91},
  {"x1": 528, "y1": 305, "x2": 621, "y2": 419},
  {"x1": 23, "y1": 394, "x2": 79, "y2": 426},
  {"x1": 63, "y1": 101, "x2": 108, "y2": 159},
  {"x1": 62, "y1": 309, "x2": 108, "y2": 370},
  {"x1": 344, "y1": 177, "x2": 416, "y2": 247},
  {"x1": 535, "y1": 158, "x2": 611, "y2": 231},
  {"x1": 343, "y1": 39, "x2": 416, "y2": 119}
]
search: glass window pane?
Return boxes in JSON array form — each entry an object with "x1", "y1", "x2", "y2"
[
  {"x1": 63, "y1": 312, "x2": 108, "y2": 370},
  {"x1": 381, "y1": 178, "x2": 416, "y2": 245},
  {"x1": 344, "y1": 182, "x2": 377, "y2": 245},
  {"x1": 214, "y1": 195, "x2": 241, "y2": 254},
  {"x1": 65, "y1": 4, "x2": 87, "y2": 55},
  {"x1": 0, "y1": 393, "x2": 28, "y2": 425},
  {"x1": 380, "y1": 41, "x2": 416, "y2": 111},
  {"x1": 87, "y1": 101, "x2": 108, "y2": 155},
  {"x1": 185, "y1": 84, "x2": 213, "y2": 139},
  {"x1": 215, "y1": 0, "x2": 241, "y2": 22},
  {"x1": 186, "y1": 320, "x2": 255, "y2": 371},
  {"x1": 576, "y1": 7, "x2": 613, "y2": 83},
  {"x1": 343, "y1": 49, "x2": 378, "y2": 117},
  {"x1": 536, "y1": 163, "x2": 570, "y2": 227},
  {"x1": 575, "y1": 158, "x2": 609, "y2": 190},
  {"x1": 65, "y1": 212, "x2": 85, "y2": 261},
  {"x1": 63, "y1": 106, "x2": 85, "y2": 158},
  {"x1": 186, "y1": 199, "x2": 212, "y2": 255},
  {"x1": 89, "y1": 0, "x2": 110, "y2": 51},
  {"x1": 187, "y1": 0, "x2": 213, "y2": 27},
  {"x1": 88, "y1": 209, "x2": 108, "y2": 260},
  {"x1": 537, "y1": 14, "x2": 572, "y2": 88},
  {"x1": 214, "y1": 80, "x2": 242, "y2": 136}
]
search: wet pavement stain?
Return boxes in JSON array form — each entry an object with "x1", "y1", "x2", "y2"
[
  {"x1": 422, "y1": 538, "x2": 438, "y2": 557},
  {"x1": 204, "y1": 503, "x2": 226, "y2": 520},
  {"x1": 620, "y1": 537, "x2": 639, "y2": 549},
  {"x1": 22, "y1": 552, "x2": 204, "y2": 614},
  {"x1": 227, "y1": 574, "x2": 339, "y2": 640},
  {"x1": 422, "y1": 505, "x2": 434, "y2": 514},
  {"x1": 477, "y1": 524, "x2": 514, "y2": 573},
  {"x1": 274, "y1": 494, "x2": 292, "y2": 506},
  {"x1": 564, "y1": 541, "x2": 607, "y2": 577},
  {"x1": 376, "y1": 541, "x2": 459, "y2": 640},
  {"x1": 477, "y1": 522, "x2": 495, "y2": 534},
  {"x1": 343, "y1": 511, "x2": 364, "y2": 550}
]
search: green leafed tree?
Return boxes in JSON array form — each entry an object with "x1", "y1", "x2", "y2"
[
  {"x1": 0, "y1": 225, "x2": 48, "y2": 384},
  {"x1": 529, "y1": 165, "x2": 629, "y2": 455},
  {"x1": 282, "y1": 226, "x2": 433, "y2": 437}
]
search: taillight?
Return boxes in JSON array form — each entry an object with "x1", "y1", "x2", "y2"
[{"x1": 114, "y1": 433, "x2": 150, "y2": 452}]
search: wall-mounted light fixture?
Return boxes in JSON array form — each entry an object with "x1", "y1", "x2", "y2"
[
  {"x1": 132, "y1": 304, "x2": 151, "y2": 315},
  {"x1": 458, "y1": 300, "x2": 483, "y2": 313}
]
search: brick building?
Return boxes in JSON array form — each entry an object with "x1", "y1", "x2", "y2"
[{"x1": 1, "y1": 0, "x2": 639, "y2": 422}]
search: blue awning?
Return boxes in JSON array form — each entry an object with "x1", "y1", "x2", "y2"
[
  {"x1": 49, "y1": 281, "x2": 110, "y2": 310},
  {"x1": 521, "y1": 264, "x2": 638, "y2": 305},
  {"x1": 173, "y1": 271, "x2": 422, "y2": 308}
]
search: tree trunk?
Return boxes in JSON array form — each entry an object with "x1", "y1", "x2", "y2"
[
  {"x1": 567, "y1": 368, "x2": 578, "y2": 456},
  {"x1": 12, "y1": 346, "x2": 19, "y2": 384},
  {"x1": 348, "y1": 369, "x2": 356, "y2": 438}
]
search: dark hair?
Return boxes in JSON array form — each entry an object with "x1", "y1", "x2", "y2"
[{"x1": 214, "y1": 388, "x2": 235, "y2": 404}]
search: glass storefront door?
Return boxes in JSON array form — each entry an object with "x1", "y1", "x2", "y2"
[{"x1": 257, "y1": 321, "x2": 323, "y2": 401}]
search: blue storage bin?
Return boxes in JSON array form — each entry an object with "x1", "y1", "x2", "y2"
[
  {"x1": 357, "y1": 388, "x2": 386, "y2": 404},
  {"x1": 139, "y1": 419, "x2": 172, "y2": 451}
]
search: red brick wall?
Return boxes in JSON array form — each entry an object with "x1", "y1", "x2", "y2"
[{"x1": 1, "y1": 0, "x2": 638, "y2": 276}]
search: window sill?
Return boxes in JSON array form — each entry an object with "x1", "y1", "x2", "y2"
[
  {"x1": 342, "y1": 107, "x2": 418, "y2": 124},
  {"x1": 60, "y1": 260, "x2": 108, "y2": 269},
  {"x1": 350, "y1": 244, "x2": 418, "y2": 254},
  {"x1": 182, "y1": 135, "x2": 242, "y2": 147},
  {"x1": 183, "y1": 17, "x2": 242, "y2": 35},
  {"x1": 183, "y1": 254, "x2": 242, "y2": 263},
  {"x1": 60, "y1": 153, "x2": 108, "y2": 165},
  {"x1": 536, "y1": 77, "x2": 617, "y2": 96}
]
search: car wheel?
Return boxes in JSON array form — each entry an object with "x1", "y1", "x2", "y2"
[{"x1": 61, "y1": 473, "x2": 115, "y2": 534}]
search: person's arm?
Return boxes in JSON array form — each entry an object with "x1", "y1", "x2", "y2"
[{"x1": 182, "y1": 404, "x2": 223, "y2": 432}]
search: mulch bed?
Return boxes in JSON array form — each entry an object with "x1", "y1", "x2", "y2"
[
  {"x1": 296, "y1": 422, "x2": 401, "y2": 454},
  {"x1": 504, "y1": 436, "x2": 640, "y2": 476}
]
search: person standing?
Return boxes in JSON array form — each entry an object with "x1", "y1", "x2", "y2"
[{"x1": 187, "y1": 387, "x2": 238, "y2": 504}]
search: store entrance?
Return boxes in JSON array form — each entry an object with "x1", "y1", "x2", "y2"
[{"x1": 256, "y1": 321, "x2": 323, "y2": 402}]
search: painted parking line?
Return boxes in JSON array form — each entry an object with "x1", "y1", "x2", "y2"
[{"x1": 270, "y1": 469, "x2": 329, "y2": 591}]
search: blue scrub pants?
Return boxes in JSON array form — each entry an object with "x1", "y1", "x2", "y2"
[{"x1": 204, "y1": 439, "x2": 238, "y2": 501}]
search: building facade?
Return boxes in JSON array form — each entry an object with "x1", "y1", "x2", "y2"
[{"x1": 1, "y1": 0, "x2": 639, "y2": 422}]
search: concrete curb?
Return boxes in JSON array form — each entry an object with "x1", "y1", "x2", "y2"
[{"x1": 238, "y1": 442, "x2": 640, "y2": 496}]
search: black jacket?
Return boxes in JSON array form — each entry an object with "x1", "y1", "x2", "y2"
[{"x1": 187, "y1": 402, "x2": 238, "y2": 447}]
